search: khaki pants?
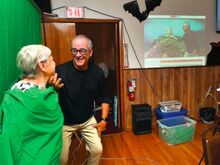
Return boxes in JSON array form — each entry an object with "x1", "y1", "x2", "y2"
[{"x1": 60, "y1": 116, "x2": 103, "y2": 165}]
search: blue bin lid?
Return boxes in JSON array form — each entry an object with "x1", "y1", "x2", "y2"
[
  {"x1": 155, "y1": 107, "x2": 188, "y2": 119},
  {"x1": 159, "y1": 116, "x2": 188, "y2": 127}
]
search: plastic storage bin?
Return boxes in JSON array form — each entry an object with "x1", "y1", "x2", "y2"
[
  {"x1": 155, "y1": 107, "x2": 188, "y2": 119},
  {"x1": 157, "y1": 116, "x2": 196, "y2": 145}
]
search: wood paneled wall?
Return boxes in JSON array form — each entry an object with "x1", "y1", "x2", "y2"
[
  {"x1": 122, "y1": 66, "x2": 220, "y2": 130},
  {"x1": 42, "y1": 22, "x2": 76, "y2": 65}
]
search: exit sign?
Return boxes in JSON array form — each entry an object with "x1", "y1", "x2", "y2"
[{"x1": 66, "y1": 7, "x2": 84, "y2": 18}]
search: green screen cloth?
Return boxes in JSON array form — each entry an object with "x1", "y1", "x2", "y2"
[
  {"x1": 0, "y1": 87, "x2": 63, "y2": 165},
  {"x1": 0, "y1": 0, "x2": 42, "y2": 102}
]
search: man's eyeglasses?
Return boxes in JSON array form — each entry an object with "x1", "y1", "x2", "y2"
[{"x1": 71, "y1": 48, "x2": 89, "y2": 56}]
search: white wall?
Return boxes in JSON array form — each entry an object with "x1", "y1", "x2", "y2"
[{"x1": 50, "y1": 0, "x2": 220, "y2": 68}]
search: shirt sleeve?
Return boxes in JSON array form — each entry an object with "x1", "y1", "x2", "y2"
[{"x1": 98, "y1": 70, "x2": 111, "y2": 105}]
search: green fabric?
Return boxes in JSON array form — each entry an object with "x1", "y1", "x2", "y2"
[
  {"x1": 0, "y1": 87, "x2": 63, "y2": 165},
  {"x1": 0, "y1": 0, "x2": 42, "y2": 102}
]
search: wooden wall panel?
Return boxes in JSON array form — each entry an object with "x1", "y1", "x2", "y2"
[
  {"x1": 122, "y1": 66, "x2": 220, "y2": 130},
  {"x1": 42, "y1": 22, "x2": 76, "y2": 65}
]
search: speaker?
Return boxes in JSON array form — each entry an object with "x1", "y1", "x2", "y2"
[{"x1": 132, "y1": 104, "x2": 152, "y2": 135}]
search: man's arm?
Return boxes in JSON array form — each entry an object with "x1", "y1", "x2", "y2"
[
  {"x1": 101, "y1": 103, "x2": 110, "y2": 121},
  {"x1": 95, "y1": 103, "x2": 110, "y2": 136}
]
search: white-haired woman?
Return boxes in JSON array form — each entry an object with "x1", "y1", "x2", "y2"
[{"x1": 0, "y1": 45, "x2": 64, "y2": 165}]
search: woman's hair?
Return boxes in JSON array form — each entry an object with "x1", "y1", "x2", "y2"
[
  {"x1": 17, "y1": 45, "x2": 51, "y2": 78},
  {"x1": 71, "y1": 35, "x2": 93, "y2": 50}
]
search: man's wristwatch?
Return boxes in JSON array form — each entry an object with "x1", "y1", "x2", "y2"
[{"x1": 101, "y1": 117, "x2": 107, "y2": 122}]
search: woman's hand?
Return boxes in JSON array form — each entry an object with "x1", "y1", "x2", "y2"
[{"x1": 48, "y1": 73, "x2": 64, "y2": 90}]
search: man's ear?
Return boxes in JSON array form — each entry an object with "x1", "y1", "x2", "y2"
[{"x1": 89, "y1": 50, "x2": 93, "y2": 57}]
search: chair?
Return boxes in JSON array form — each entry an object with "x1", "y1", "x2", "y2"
[{"x1": 199, "y1": 124, "x2": 220, "y2": 165}]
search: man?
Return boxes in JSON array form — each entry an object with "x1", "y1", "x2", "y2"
[
  {"x1": 56, "y1": 35, "x2": 110, "y2": 165},
  {"x1": 182, "y1": 21, "x2": 199, "y2": 55}
]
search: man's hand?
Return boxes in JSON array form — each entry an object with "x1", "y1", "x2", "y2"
[
  {"x1": 93, "y1": 120, "x2": 107, "y2": 136},
  {"x1": 48, "y1": 73, "x2": 64, "y2": 90}
]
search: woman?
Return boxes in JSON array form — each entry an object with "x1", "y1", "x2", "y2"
[{"x1": 0, "y1": 45, "x2": 63, "y2": 165}]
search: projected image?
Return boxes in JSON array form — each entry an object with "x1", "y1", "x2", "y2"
[
  {"x1": 217, "y1": 0, "x2": 220, "y2": 32},
  {"x1": 144, "y1": 15, "x2": 206, "y2": 68}
]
